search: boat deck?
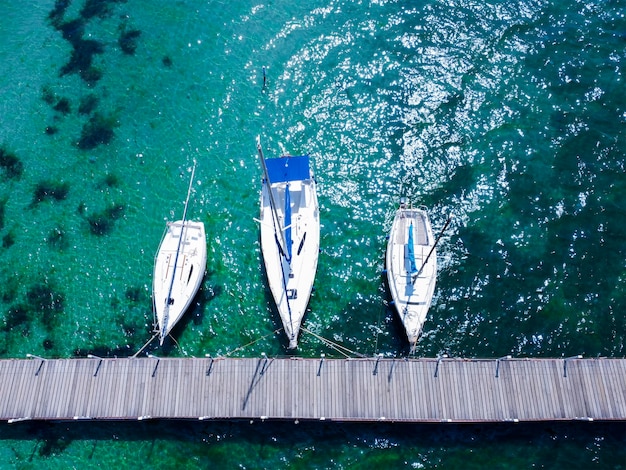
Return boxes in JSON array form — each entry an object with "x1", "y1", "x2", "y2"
[{"x1": 1, "y1": 356, "x2": 625, "y2": 423}]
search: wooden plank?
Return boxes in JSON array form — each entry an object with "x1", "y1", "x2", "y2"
[
  {"x1": 460, "y1": 360, "x2": 474, "y2": 420},
  {"x1": 594, "y1": 360, "x2": 614, "y2": 419},
  {"x1": 33, "y1": 359, "x2": 57, "y2": 418},
  {"x1": 476, "y1": 361, "x2": 491, "y2": 420},
  {"x1": 0, "y1": 361, "x2": 18, "y2": 418},
  {"x1": 2, "y1": 362, "x2": 19, "y2": 417},
  {"x1": 109, "y1": 359, "x2": 124, "y2": 418},
  {"x1": 613, "y1": 360, "x2": 624, "y2": 414},
  {"x1": 526, "y1": 360, "x2": 544, "y2": 419},
  {"x1": 565, "y1": 359, "x2": 587, "y2": 418},
  {"x1": 70, "y1": 360, "x2": 91, "y2": 418},
  {"x1": 578, "y1": 359, "x2": 602, "y2": 419},
  {"x1": 56, "y1": 360, "x2": 78, "y2": 418},
  {"x1": 604, "y1": 360, "x2": 625, "y2": 418},
  {"x1": 11, "y1": 362, "x2": 28, "y2": 417},
  {"x1": 613, "y1": 360, "x2": 626, "y2": 415}
]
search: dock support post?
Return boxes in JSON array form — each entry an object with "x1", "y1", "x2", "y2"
[
  {"x1": 563, "y1": 355, "x2": 583, "y2": 377},
  {"x1": 373, "y1": 353, "x2": 383, "y2": 376},
  {"x1": 260, "y1": 352, "x2": 269, "y2": 376},
  {"x1": 388, "y1": 359, "x2": 396, "y2": 383},
  {"x1": 495, "y1": 355, "x2": 511, "y2": 378},
  {"x1": 148, "y1": 354, "x2": 160, "y2": 377},
  {"x1": 205, "y1": 354, "x2": 215, "y2": 376},
  {"x1": 26, "y1": 354, "x2": 47, "y2": 376},
  {"x1": 317, "y1": 353, "x2": 325, "y2": 377},
  {"x1": 434, "y1": 354, "x2": 448, "y2": 378},
  {"x1": 87, "y1": 354, "x2": 103, "y2": 377}
]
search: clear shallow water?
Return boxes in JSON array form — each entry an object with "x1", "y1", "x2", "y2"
[{"x1": 0, "y1": 0, "x2": 624, "y2": 468}]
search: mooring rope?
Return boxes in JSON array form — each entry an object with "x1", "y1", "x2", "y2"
[
  {"x1": 301, "y1": 327, "x2": 367, "y2": 358},
  {"x1": 222, "y1": 328, "x2": 284, "y2": 357},
  {"x1": 132, "y1": 332, "x2": 159, "y2": 358}
]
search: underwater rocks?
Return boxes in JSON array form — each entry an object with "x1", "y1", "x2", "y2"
[
  {"x1": 2, "y1": 281, "x2": 65, "y2": 334},
  {"x1": 78, "y1": 93, "x2": 98, "y2": 115},
  {"x1": 77, "y1": 113, "x2": 118, "y2": 150},
  {"x1": 119, "y1": 28, "x2": 141, "y2": 55},
  {"x1": 0, "y1": 147, "x2": 24, "y2": 180},
  {"x1": 31, "y1": 180, "x2": 70, "y2": 207},
  {"x1": 45, "y1": 0, "x2": 141, "y2": 150},
  {"x1": 86, "y1": 203, "x2": 125, "y2": 236},
  {"x1": 27, "y1": 283, "x2": 65, "y2": 326}
]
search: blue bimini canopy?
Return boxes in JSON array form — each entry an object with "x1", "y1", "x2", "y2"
[{"x1": 265, "y1": 156, "x2": 310, "y2": 183}]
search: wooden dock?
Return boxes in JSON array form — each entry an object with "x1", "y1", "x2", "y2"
[{"x1": 1, "y1": 356, "x2": 624, "y2": 423}]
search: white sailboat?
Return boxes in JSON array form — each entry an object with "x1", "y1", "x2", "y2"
[
  {"x1": 386, "y1": 200, "x2": 438, "y2": 352},
  {"x1": 257, "y1": 137, "x2": 320, "y2": 349},
  {"x1": 153, "y1": 163, "x2": 207, "y2": 345}
]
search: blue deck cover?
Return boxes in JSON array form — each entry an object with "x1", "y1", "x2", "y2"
[{"x1": 265, "y1": 155, "x2": 310, "y2": 183}]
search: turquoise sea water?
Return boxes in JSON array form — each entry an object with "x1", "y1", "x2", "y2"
[{"x1": 1, "y1": 0, "x2": 625, "y2": 467}]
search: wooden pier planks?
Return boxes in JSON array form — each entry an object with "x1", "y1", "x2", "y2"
[{"x1": 0, "y1": 357, "x2": 624, "y2": 423}]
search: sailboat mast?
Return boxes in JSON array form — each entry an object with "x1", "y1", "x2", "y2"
[
  {"x1": 180, "y1": 162, "x2": 197, "y2": 227},
  {"x1": 256, "y1": 136, "x2": 288, "y2": 256},
  {"x1": 257, "y1": 137, "x2": 296, "y2": 342},
  {"x1": 162, "y1": 161, "x2": 197, "y2": 339}
]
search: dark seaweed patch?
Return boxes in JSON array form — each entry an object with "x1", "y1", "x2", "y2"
[
  {"x1": 52, "y1": 97, "x2": 71, "y2": 115},
  {"x1": 42, "y1": 85, "x2": 56, "y2": 105},
  {"x1": 0, "y1": 197, "x2": 6, "y2": 230},
  {"x1": 54, "y1": 18, "x2": 104, "y2": 85},
  {"x1": 81, "y1": 0, "x2": 127, "y2": 20},
  {"x1": 125, "y1": 286, "x2": 146, "y2": 303},
  {"x1": 78, "y1": 94, "x2": 98, "y2": 115},
  {"x1": 76, "y1": 201, "x2": 86, "y2": 215},
  {"x1": 60, "y1": 38, "x2": 104, "y2": 81},
  {"x1": 48, "y1": 0, "x2": 72, "y2": 26},
  {"x1": 87, "y1": 203, "x2": 125, "y2": 235},
  {"x1": 122, "y1": 323, "x2": 136, "y2": 336},
  {"x1": 1, "y1": 277, "x2": 18, "y2": 304},
  {"x1": 80, "y1": 66, "x2": 103, "y2": 86},
  {"x1": 31, "y1": 180, "x2": 70, "y2": 206},
  {"x1": 47, "y1": 227, "x2": 68, "y2": 250},
  {"x1": 78, "y1": 113, "x2": 118, "y2": 150},
  {"x1": 119, "y1": 28, "x2": 141, "y2": 55},
  {"x1": 39, "y1": 436, "x2": 71, "y2": 457},
  {"x1": 26, "y1": 283, "x2": 65, "y2": 331},
  {"x1": 0, "y1": 147, "x2": 24, "y2": 179},
  {"x1": 2, "y1": 231, "x2": 15, "y2": 249},
  {"x1": 57, "y1": 18, "x2": 84, "y2": 43},
  {"x1": 162, "y1": 55, "x2": 172, "y2": 67},
  {"x1": 2, "y1": 304, "x2": 31, "y2": 332},
  {"x1": 102, "y1": 172, "x2": 119, "y2": 188}
]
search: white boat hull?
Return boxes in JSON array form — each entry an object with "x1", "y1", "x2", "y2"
[
  {"x1": 260, "y1": 175, "x2": 320, "y2": 349},
  {"x1": 153, "y1": 220, "x2": 207, "y2": 344},
  {"x1": 385, "y1": 206, "x2": 436, "y2": 350}
]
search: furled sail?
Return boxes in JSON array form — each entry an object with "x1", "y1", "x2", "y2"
[
  {"x1": 407, "y1": 222, "x2": 418, "y2": 275},
  {"x1": 285, "y1": 183, "x2": 292, "y2": 262}
]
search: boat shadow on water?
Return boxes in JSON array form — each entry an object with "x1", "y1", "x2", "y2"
[{"x1": 150, "y1": 279, "x2": 222, "y2": 355}]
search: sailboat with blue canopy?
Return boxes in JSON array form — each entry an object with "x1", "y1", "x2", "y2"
[{"x1": 257, "y1": 138, "x2": 320, "y2": 349}]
